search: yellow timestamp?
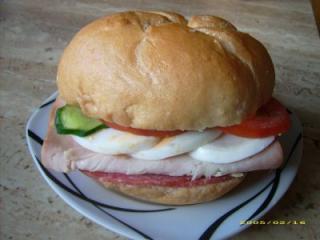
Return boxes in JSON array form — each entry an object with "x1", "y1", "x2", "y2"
[{"x1": 240, "y1": 220, "x2": 306, "y2": 225}]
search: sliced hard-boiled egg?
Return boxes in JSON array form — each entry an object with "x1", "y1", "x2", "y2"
[
  {"x1": 190, "y1": 134, "x2": 275, "y2": 163},
  {"x1": 131, "y1": 129, "x2": 222, "y2": 160},
  {"x1": 72, "y1": 128, "x2": 160, "y2": 154}
]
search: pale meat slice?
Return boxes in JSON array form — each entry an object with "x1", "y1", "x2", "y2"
[
  {"x1": 41, "y1": 100, "x2": 283, "y2": 178},
  {"x1": 41, "y1": 97, "x2": 71, "y2": 172},
  {"x1": 72, "y1": 141, "x2": 282, "y2": 178}
]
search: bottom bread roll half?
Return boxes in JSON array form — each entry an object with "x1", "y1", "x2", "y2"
[{"x1": 82, "y1": 171, "x2": 245, "y2": 205}]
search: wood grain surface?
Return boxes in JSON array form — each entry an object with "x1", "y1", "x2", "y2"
[{"x1": 1, "y1": 0, "x2": 319, "y2": 239}]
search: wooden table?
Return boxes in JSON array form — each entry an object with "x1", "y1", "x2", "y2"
[{"x1": 1, "y1": 0, "x2": 319, "y2": 239}]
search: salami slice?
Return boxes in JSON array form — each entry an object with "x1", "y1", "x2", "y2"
[{"x1": 82, "y1": 171, "x2": 234, "y2": 187}]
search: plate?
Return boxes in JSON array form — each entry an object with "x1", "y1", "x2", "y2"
[{"x1": 26, "y1": 92, "x2": 303, "y2": 240}]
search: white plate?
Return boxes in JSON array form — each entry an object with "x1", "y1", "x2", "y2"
[{"x1": 26, "y1": 92, "x2": 303, "y2": 240}]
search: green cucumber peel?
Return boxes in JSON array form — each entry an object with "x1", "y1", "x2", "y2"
[{"x1": 55, "y1": 105, "x2": 107, "y2": 137}]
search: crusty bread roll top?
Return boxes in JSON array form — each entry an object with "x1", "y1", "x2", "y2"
[{"x1": 57, "y1": 11, "x2": 275, "y2": 131}]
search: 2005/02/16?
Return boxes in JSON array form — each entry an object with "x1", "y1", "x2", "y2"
[{"x1": 240, "y1": 220, "x2": 306, "y2": 225}]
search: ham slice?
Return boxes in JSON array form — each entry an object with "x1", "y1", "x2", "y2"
[{"x1": 41, "y1": 100, "x2": 283, "y2": 178}]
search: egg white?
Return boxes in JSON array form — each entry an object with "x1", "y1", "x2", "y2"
[
  {"x1": 190, "y1": 134, "x2": 275, "y2": 163},
  {"x1": 131, "y1": 129, "x2": 222, "y2": 160},
  {"x1": 73, "y1": 126, "x2": 274, "y2": 164},
  {"x1": 72, "y1": 128, "x2": 160, "y2": 154}
]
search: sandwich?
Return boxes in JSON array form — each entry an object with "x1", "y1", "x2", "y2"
[{"x1": 41, "y1": 11, "x2": 291, "y2": 205}]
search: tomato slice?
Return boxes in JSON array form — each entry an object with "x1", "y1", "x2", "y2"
[
  {"x1": 220, "y1": 98, "x2": 291, "y2": 138},
  {"x1": 103, "y1": 121, "x2": 184, "y2": 137}
]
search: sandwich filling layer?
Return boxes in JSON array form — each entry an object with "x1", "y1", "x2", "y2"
[{"x1": 41, "y1": 100, "x2": 283, "y2": 179}]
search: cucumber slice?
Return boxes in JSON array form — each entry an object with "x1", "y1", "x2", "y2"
[{"x1": 55, "y1": 105, "x2": 107, "y2": 137}]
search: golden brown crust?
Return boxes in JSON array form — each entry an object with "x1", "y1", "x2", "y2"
[
  {"x1": 85, "y1": 174, "x2": 245, "y2": 205},
  {"x1": 57, "y1": 11, "x2": 274, "y2": 130}
]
